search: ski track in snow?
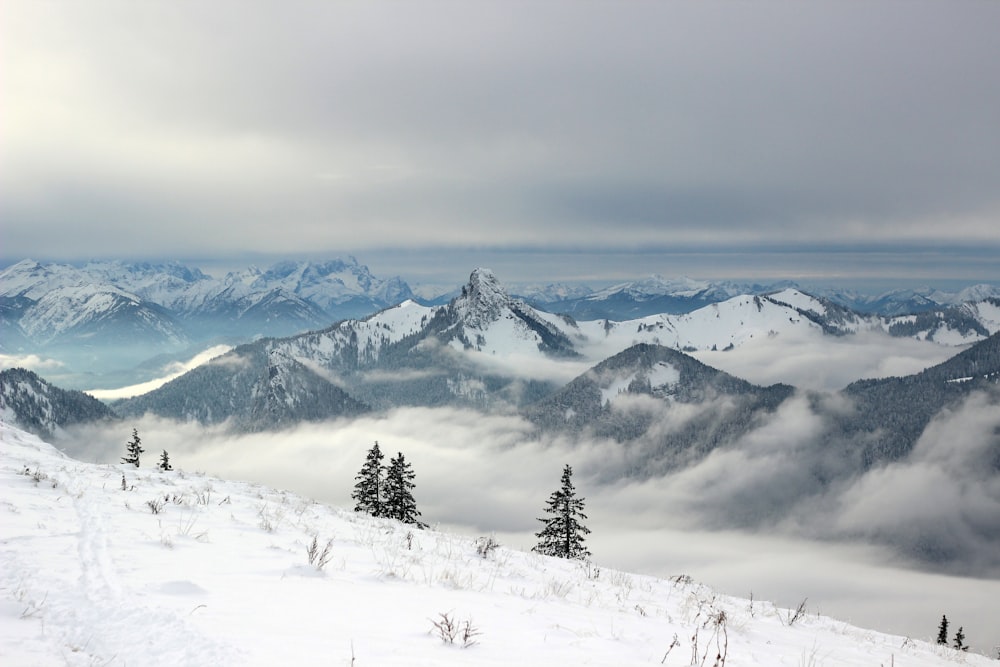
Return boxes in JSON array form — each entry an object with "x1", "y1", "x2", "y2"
[
  {"x1": 61, "y1": 485, "x2": 234, "y2": 666},
  {"x1": 0, "y1": 434, "x2": 237, "y2": 666}
]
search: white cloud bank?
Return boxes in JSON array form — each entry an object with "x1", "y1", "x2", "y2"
[
  {"x1": 84, "y1": 345, "x2": 233, "y2": 400},
  {"x1": 0, "y1": 353, "x2": 64, "y2": 373}
]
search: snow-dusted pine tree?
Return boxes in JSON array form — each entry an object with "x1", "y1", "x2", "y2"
[
  {"x1": 953, "y1": 627, "x2": 968, "y2": 651},
  {"x1": 158, "y1": 449, "x2": 173, "y2": 472},
  {"x1": 121, "y1": 428, "x2": 144, "y2": 468},
  {"x1": 351, "y1": 441, "x2": 385, "y2": 517},
  {"x1": 533, "y1": 464, "x2": 591, "y2": 560},
  {"x1": 384, "y1": 452, "x2": 427, "y2": 528},
  {"x1": 936, "y1": 615, "x2": 949, "y2": 645}
]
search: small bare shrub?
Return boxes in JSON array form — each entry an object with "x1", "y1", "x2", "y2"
[
  {"x1": 431, "y1": 612, "x2": 458, "y2": 643},
  {"x1": 475, "y1": 535, "x2": 499, "y2": 558},
  {"x1": 539, "y1": 577, "x2": 574, "y2": 599},
  {"x1": 430, "y1": 612, "x2": 480, "y2": 648},
  {"x1": 257, "y1": 503, "x2": 280, "y2": 532},
  {"x1": 20, "y1": 467, "x2": 56, "y2": 487},
  {"x1": 177, "y1": 510, "x2": 205, "y2": 539},
  {"x1": 460, "y1": 619, "x2": 482, "y2": 648},
  {"x1": 660, "y1": 633, "x2": 680, "y2": 664},
  {"x1": 784, "y1": 598, "x2": 808, "y2": 627},
  {"x1": 306, "y1": 536, "x2": 334, "y2": 570},
  {"x1": 19, "y1": 590, "x2": 47, "y2": 619},
  {"x1": 146, "y1": 498, "x2": 165, "y2": 514},
  {"x1": 703, "y1": 609, "x2": 728, "y2": 667}
]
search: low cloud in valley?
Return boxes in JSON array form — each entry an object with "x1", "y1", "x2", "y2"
[{"x1": 60, "y1": 378, "x2": 1000, "y2": 653}]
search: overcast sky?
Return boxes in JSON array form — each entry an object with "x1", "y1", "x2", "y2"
[{"x1": 3, "y1": 1, "x2": 999, "y2": 288}]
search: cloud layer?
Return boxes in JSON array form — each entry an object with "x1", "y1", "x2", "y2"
[{"x1": 3, "y1": 2, "x2": 999, "y2": 284}]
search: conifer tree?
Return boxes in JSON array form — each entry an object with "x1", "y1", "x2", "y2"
[
  {"x1": 351, "y1": 441, "x2": 386, "y2": 517},
  {"x1": 121, "y1": 428, "x2": 144, "y2": 468},
  {"x1": 533, "y1": 464, "x2": 591, "y2": 560},
  {"x1": 936, "y1": 615, "x2": 949, "y2": 645},
  {"x1": 953, "y1": 626, "x2": 967, "y2": 651},
  {"x1": 158, "y1": 449, "x2": 173, "y2": 472},
  {"x1": 384, "y1": 452, "x2": 428, "y2": 528}
]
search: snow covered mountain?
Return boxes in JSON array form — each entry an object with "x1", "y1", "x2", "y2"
[
  {"x1": 881, "y1": 299, "x2": 1000, "y2": 345},
  {"x1": 0, "y1": 261, "x2": 187, "y2": 349},
  {"x1": 251, "y1": 259, "x2": 415, "y2": 315},
  {"x1": 512, "y1": 281, "x2": 594, "y2": 304},
  {"x1": 18, "y1": 283, "x2": 186, "y2": 347},
  {"x1": 841, "y1": 330, "x2": 1000, "y2": 468},
  {"x1": 822, "y1": 284, "x2": 1000, "y2": 316},
  {"x1": 540, "y1": 274, "x2": 768, "y2": 319},
  {"x1": 432, "y1": 268, "x2": 580, "y2": 358},
  {"x1": 0, "y1": 258, "x2": 416, "y2": 350},
  {"x1": 119, "y1": 342, "x2": 370, "y2": 430},
  {"x1": 5, "y1": 258, "x2": 999, "y2": 396},
  {"x1": 524, "y1": 343, "x2": 794, "y2": 474},
  {"x1": 526, "y1": 331, "x2": 1000, "y2": 480},
  {"x1": 0, "y1": 367, "x2": 117, "y2": 439},
  {"x1": 106, "y1": 270, "x2": 1000, "y2": 431},
  {"x1": 114, "y1": 269, "x2": 576, "y2": 424},
  {"x1": 541, "y1": 274, "x2": 1000, "y2": 321},
  {"x1": 4, "y1": 421, "x2": 993, "y2": 666}
]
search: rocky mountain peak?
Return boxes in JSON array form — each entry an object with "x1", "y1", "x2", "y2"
[{"x1": 454, "y1": 268, "x2": 511, "y2": 328}]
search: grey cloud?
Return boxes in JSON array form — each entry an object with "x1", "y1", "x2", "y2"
[
  {"x1": 4, "y1": 1, "x2": 1000, "y2": 271},
  {"x1": 692, "y1": 330, "x2": 959, "y2": 392},
  {"x1": 829, "y1": 391, "x2": 1000, "y2": 573}
]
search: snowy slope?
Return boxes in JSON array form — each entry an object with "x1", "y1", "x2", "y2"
[
  {"x1": 560, "y1": 294, "x2": 823, "y2": 361},
  {"x1": 0, "y1": 259, "x2": 91, "y2": 300},
  {"x1": 1, "y1": 421, "x2": 990, "y2": 667},
  {"x1": 766, "y1": 288, "x2": 829, "y2": 317},
  {"x1": 280, "y1": 299, "x2": 436, "y2": 366}
]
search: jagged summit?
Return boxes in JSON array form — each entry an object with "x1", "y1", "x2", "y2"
[{"x1": 452, "y1": 268, "x2": 511, "y2": 329}]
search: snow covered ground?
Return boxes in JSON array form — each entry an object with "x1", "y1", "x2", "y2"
[{"x1": 1, "y1": 421, "x2": 994, "y2": 666}]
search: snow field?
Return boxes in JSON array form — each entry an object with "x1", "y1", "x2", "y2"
[{"x1": 1, "y1": 423, "x2": 992, "y2": 666}]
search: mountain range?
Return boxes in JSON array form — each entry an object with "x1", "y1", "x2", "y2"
[
  {"x1": 4, "y1": 268, "x2": 997, "y2": 464},
  {"x1": 108, "y1": 270, "x2": 949, "y2": 426},
  {"x1": 4, "y1": 259, "x2": 999, "y2": 363},
  {"x1": 529, "y1": 274, "x2": 1000, "y2": 320},
  {"x1": 0, "y1": 258, "x2": 415, "y2": 351},
  {"x1": 3, "y1": 268, "x2": 999, "y2": 570}
]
